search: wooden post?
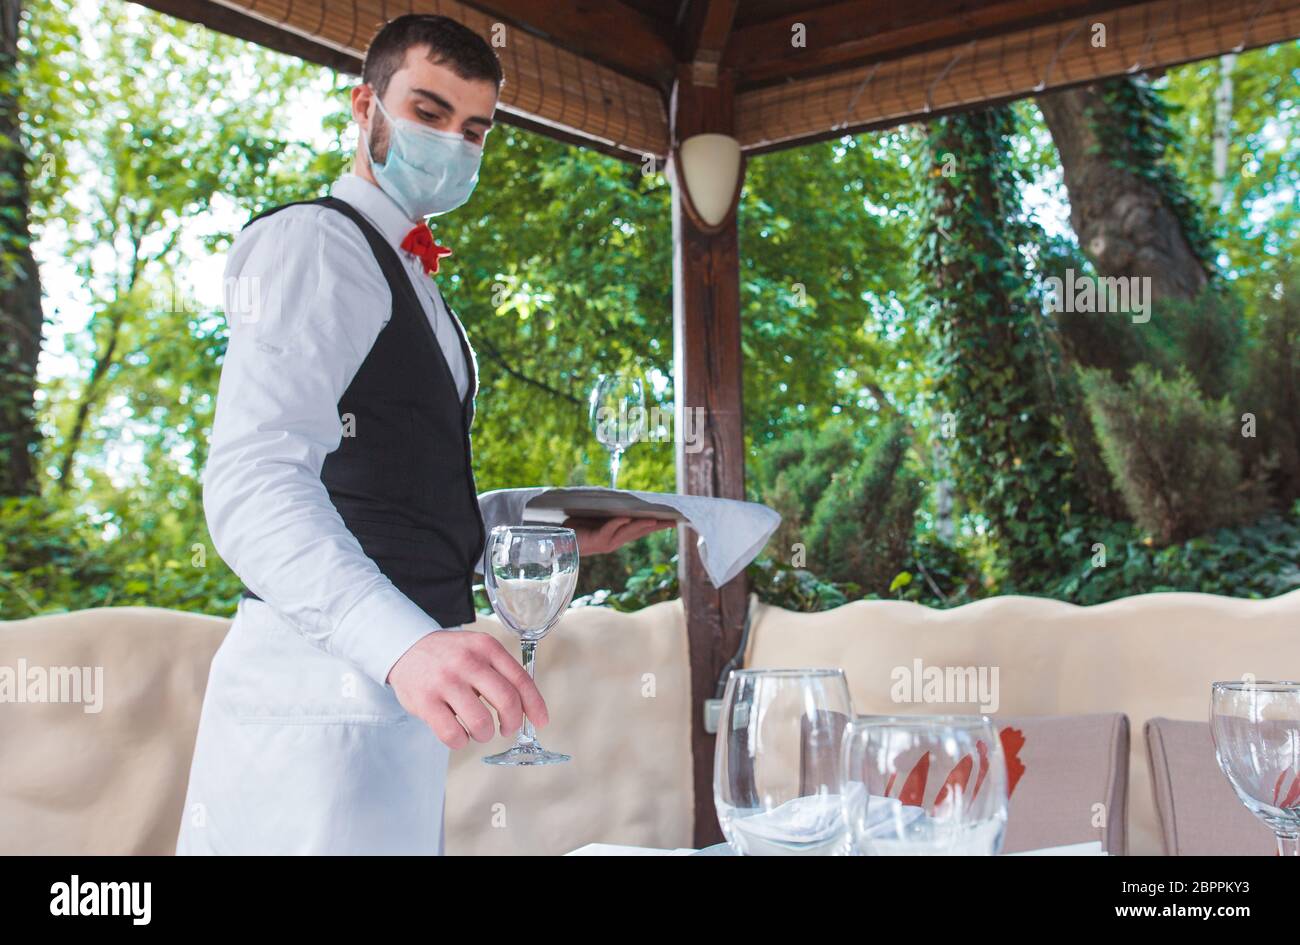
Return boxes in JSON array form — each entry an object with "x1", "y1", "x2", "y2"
[{"x1": 668, "y1": 66, "x2": 747, "y2": 848}]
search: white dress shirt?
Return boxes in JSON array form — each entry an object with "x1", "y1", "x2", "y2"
[{"x1": 204, "y1": 173, "x2": 477, "y2": 687}]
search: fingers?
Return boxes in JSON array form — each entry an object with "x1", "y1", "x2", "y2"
[
  {"x1": 444, "y1": 684, "x2": 497, "y2": 743},
  {"x1": 485, "y1": 643, "x2": 550, "y2": 729},
  {"x1": 628, "y1": 518, "x2": 675, "y2": 539},
  {"x1": 421, "y1": 700, "x2": 470, "y2": 751},
  {"x1": 609, "y1": 517, "x2": 674, "y2": 546},
  {"x1": 468, "y1": 664, "x2": 525, "y2": 736},
  {"x1": 596, "y1": 516, "x2": 632, "y2": 543}
]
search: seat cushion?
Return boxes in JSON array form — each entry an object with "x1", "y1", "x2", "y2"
[
  {"x1": 1145, "y1": 717, "x2": 1276, "y2": 855},
  {"x1": 999, "y1": 713, "x2": 1128, "y2": 854}
]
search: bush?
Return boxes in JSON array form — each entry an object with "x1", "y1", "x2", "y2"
[
  {"x1": 804, "y1": 422, "x2": 921, "y2": 593},
  {"x1": 0, "y1": 496, "x2": 243, "y2": 619},
  {"x1": 1081, "y1": 364, "x2": 1266, "y2": 544},
  {"x1": 753, "y1": 421, "x2": 863, "y2": 555},
  {"x1": 1239, "y1": 276, "x2": 1300, "y2": 503},
  {"x1": 893, "y1": 536, "x2": 983, "y2": 607},
  {"x1": 1044, "y1": 504, "x2": 1300, "y2": 604},
  {"x1": 1147, "y1": 289, "x2": 1246, "y2": 401}
]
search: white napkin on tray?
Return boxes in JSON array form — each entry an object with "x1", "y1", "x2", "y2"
[{"x1": 477, "y1": 486, "x2": 780, "y2": 587}]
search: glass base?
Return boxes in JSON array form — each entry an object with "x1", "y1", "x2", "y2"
[{"x1": 482, "y1": 744, "x2": 571, "y2": 766}]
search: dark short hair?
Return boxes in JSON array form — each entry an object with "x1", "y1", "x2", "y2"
[{"x1": 362, "y1": 14, "x2": 503, "y2": 97}]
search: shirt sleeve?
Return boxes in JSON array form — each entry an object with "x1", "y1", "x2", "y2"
[{"x1": 204, "y1": 205, "x2": 446, "y2": 686}]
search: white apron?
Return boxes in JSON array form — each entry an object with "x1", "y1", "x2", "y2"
[{"x1": 176, "y1": 598, "x2": 448, "y2": 855}]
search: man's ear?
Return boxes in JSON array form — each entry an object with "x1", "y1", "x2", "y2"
[{"x1": 350, "y1": 84, "x2": 374, "y2": 129}]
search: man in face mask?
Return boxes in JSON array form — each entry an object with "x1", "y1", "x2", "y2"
[{"x1": 177, "y1": 14, "x2": 670, "y2": 855}]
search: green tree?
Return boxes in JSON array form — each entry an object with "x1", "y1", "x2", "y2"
[
  {"x1": 0, "y1": 0, "x2": 42, "y2": 496},
  {"x1": 916, "y1": 106, "x2": 1093, "y2": 588}
]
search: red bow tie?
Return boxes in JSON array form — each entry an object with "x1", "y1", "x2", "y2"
[{"x1": 400, "y1": 223, "x2": 453, "y2": 275}]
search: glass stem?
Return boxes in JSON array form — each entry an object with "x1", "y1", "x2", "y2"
[
  {"x1": 1277, "y1": 833, "x2": 1300, "y2": 856},
  {"x1": 515, "y1": 639, "x2": 539, "y2": 749},
  {"x1": 609, "y1": 448, "x2": 623, "y2": 489}
]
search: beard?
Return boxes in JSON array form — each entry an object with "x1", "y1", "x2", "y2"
[{"x1": 366, "y1": 102, "x2": 393, "y2": 167}]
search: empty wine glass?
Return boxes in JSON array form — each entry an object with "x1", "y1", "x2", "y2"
[
  {"x1": 482, "y1": 525, "x2": 579, "y2": 766},
  {"x1": 588, "y1": 373, "x2": 646, "y2": 489},
  {"x1": 841, "y1": 715, "x2": 1008, "y2": 855},
  {"x1": 713, "y1": 668, "x2": 855, "y2": 855},
  {"x1": 1210, "y1": 680, "x2": 1300, "y2": 855}
]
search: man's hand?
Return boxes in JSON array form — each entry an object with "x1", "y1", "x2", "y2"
[
  {"x1": 565, "y1": 515, "x2": 675, "y2": 555},
  {"x1": 387, "y1": 630, "x2": 547, "y2": 750}
]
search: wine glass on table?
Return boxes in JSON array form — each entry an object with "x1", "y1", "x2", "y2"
[
  {"x1": 482, "y1": 525, "x2": 580, "y2": 766},
  {"x1": 1211, "y1": 680, "x2": 1300, "y2": 855},
  {"x1": 841, "y1": 715, "x2": 1008, "y2": 855},
  {"x1": 588, "y1": 373, "x2": 646, "y2": 489},
  {"x1": 713, "y1": 668, "x2": 855, "y2": 855}
]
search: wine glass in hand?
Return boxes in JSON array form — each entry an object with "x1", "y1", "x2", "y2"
[{"x1": 482, "y1": 525, "x2": 580, "y2": 766}]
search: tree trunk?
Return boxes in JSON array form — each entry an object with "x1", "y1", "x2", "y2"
[
  {"x1": 1038, "y1": 78, "x2": 1210, "y2": 306},
  {"x1": 921, "y1": 108, "x2": 1093, "y2": 588},
  {"x1": 1211, "y1": 53, "x2": 1236, "y2": 208},
  {"x1": 0, "y1": 0, "x2": 44, "y2": 497},
  {"x1": 56, "y1": 310, "x2": 125, "y2": 491}
]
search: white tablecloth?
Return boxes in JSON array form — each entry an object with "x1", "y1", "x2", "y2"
[{"x1": 565, "y1": 840, "x2": 1107, "y2": 856}]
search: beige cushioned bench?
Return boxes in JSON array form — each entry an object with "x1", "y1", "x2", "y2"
[{"x1": 2, "y1": 589, "x2": 1297, "y2": 854}]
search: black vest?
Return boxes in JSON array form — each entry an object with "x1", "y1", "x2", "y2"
[{"x1": 241, "y1": 196, "x2": 486, "y2": 627}]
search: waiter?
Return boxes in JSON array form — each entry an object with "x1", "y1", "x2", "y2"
[{"x1": 177, "y1": 14, "x2": 669, "y2": 855}]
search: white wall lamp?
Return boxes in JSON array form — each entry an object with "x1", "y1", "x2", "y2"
[{"x1": 671, "y1": 133, "x2": 744, "y2": 234}]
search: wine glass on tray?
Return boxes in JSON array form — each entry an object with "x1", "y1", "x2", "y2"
[{"x1": 588, "y1": 372, "x2": 646, "y2": 489}]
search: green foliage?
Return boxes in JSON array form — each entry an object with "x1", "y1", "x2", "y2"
[
  {"x1": 749, "y1": 419, "x2": 923, "y2": 594},
  {"x1": 0, "y1": 497, "x2": 115, "y2": 615},
  {"x1": 895, "y1": 536, "x2": 983, "y2": 607},
  {"x1": 746, "y1": 557, "x2": 853, "y2": 613},
  {"x1": 1047, "y1": 504, "x2": 1300, "y2": 605},
  {"x1": 1080, "y1": 364, "x2": 1264, "y2": 544},
  {"x1": 916, "y1": 106, "x2": 1095, "y2": 587},
  {"x1": 10, "y1": 3, "x2": 1298, "y2": 619},
  {"x1": 1159, "y1": 43, "x2": 1300, "y2": 316},
  {"x1": 804, "y1": 422, "x2": 920, "y2": 593},
  {"x1": 751, "y1": 419, "x2": 862, "y2": 554},
  {"x1": 1239, "y1": 274, "x2": 1300, "y2": 503},
  {"x1": 0, "y1": 496, "x2": 241, "y2": 618}
]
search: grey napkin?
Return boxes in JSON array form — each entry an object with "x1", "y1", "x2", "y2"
[{"x1": 477, "y1": 487, "x2": 780, "y2": 587}]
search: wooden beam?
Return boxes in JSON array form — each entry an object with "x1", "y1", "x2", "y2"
[
  {"x1": 726, "y1": 0, "x2": 1145, "y2": 87},
  {"x1": 669, "y1": 65, "x2": 747, "y2": 849},
  {"x1": 457, "y1": 0, "x2": 677, "y2": 90},
  {"x1": 676, "y1": 0, "x2": 740, "y2": 84}
]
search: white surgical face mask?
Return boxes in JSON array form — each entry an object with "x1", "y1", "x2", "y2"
[{"x1": 364, "y1": 93, "x2": 483, "y2": 220}]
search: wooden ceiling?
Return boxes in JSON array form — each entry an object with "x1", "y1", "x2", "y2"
[{"x1": 136, "y1": 0, "x2": 1300, "y2": 160}]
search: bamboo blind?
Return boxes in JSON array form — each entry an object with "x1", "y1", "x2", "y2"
[
  {"x1": 202, "y1": 0, "x2": 1298, "y2": 157},
  {"x1": 209, "y1": 0, "x2": 671, "y2": 157},
  {"x1": 737, "y1": 0, "x2": 1300, "y2": 151}
]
